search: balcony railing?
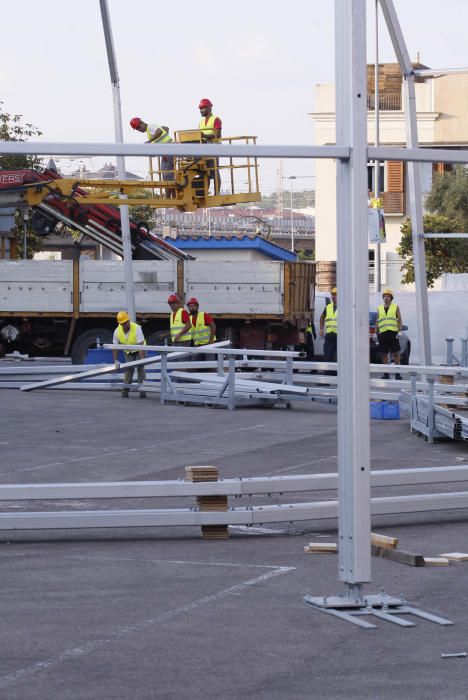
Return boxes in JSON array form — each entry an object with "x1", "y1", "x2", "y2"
[{"x1": 367, "y1": 93, "x2": 402, "y2": 111}]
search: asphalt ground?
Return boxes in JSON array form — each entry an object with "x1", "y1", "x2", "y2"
[{"x1": 0, "y1": 384, "x2": 468, "y2": 700}]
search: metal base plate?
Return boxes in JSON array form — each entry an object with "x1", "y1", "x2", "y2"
[{"x1": 304, "y1": 591, "x2": 453, "y2": 629}]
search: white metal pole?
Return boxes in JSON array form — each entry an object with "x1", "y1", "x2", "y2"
[
  {"x1": 335, "y1": 0, "x2": 371, "y2": 590},
  {"x1": 379, "y1": 0, "x2": 432, "y2": 365},
  {"x1": 289, "y1": 175, "x2": 296, "y2": 252},
  {"x1": 374, "y1": 0, "x2": 382, "y2": 293},
  {"x1": 99, "y1": 0, "x2": 136, "y2": 321}
]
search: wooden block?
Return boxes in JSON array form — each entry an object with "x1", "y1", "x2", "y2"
[
  {"x1": 371, "y1": 544, "x2": 425, "y2": 567},
  {"x1": 304, "y1": 542, "x2": 337, "y2": 553},
  {"x1": 439, "y1": 552, "x2": 468, "y2": 561},
  {"x1": 423, "y1": 557, "x2": 450, "y2": 566},
  {"x1": 185, "y1": 466, "x2": 219, "y2": 482},
  {"x1": 201, "y1": 525, "x2": 229, "y2": 540},
  {"x1": 371, "y1": 532, "x2": 399, "y2": 549}
]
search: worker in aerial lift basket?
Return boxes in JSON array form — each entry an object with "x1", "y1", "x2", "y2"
[
  {"x1": 130, "y1": 117, "x2": 175, "y2": 197},
  {"x1": 187, "y1": 297, "x2": 216, "y2": 363},
  {"x1": 375, "y1": 288, "x2": 403, "y2": 380},
  {"x1": 198, "y1": 98, "x2": 222, "y2": 193},
  {"x1": 112, "y1": 311, "x2": 147, "y2": 398}
]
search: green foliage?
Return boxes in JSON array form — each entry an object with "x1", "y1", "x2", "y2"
[
  {"x1": 0, "y1": 100, "x2": 43, "y2": 172},
  {"x1": 297, "y1": 248, "x2": 314, "y2": 260},
  {"x1": 426, "y1": 166, "x2": 468, "y2": 231},
  {"x1": 397, "y1": 214, "x2": 468, "y2": 288}
]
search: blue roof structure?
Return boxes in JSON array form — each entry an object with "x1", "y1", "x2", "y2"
[{"x1": 172, "y1": 234, "x2": 297, "y2": 262}]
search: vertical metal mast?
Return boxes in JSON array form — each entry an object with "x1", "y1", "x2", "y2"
[
  {"x1": 99, "y1": 0, "x2": 136, "y2": 321},
  {"x1": 335, "y1": 0, "x2": 371, "y2": 592},
  {"x1": 374, "y1": 0, "x2": 382, "y2": 293},
  {"x1": 379, "y1": 0, "x2": 432, "y2": 364}
]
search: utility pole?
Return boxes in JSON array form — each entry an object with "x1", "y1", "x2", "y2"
[{"x1": 99, "y1": 0, "x2": 136, "y2": 321}]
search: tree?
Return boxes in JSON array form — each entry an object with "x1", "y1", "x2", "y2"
[
  {"x1": 426, "y1": 165, "x2": 468, "y2": 231},
  {"x1": 397, "y1": 213, "x2": 468, "y2": 288},
  {"x1": 0, "y1": 100, "x2": 43, "y2": 172},
  {"x1": 1, "y1": 101, "x2": 45, "y2": 258}
]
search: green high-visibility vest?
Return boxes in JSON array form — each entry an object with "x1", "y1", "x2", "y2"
[
  {"x1": 199, "y1": 115, "x2": 221, "y2": 142},
  {"x1": 377, "y1": 303, "x2": 399, "y2": 333},
  {"x1": 324, "y1": 303, "x2": 337, "y2": 334},
  {"x1": 146, "y1": 125, "x2": 172, "y2": 144},
  {"x1": 116, "y1": 322, "x2": 146, "y2": 355},
  {"x1": 192, "y1": 311, "x2": 216, "y2": 346},
  {"x1": 170, "y1": 308, "x2": 192, "y2": 342}
]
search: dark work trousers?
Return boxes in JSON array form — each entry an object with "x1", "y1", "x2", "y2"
[
  {"x1": 305, "y1": 332, "x2": 315, "y2": 361},
  {"x1": 123, "y1": 351, "x2": 146, "y2": 391},
  {"x1": 323, "y1": 332, "x2": 337, "y2": 375}
]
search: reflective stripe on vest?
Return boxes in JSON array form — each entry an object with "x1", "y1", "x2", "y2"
[
  {"x1": 146, "y1": 125, "x2": 172, "y2": 144},
  {"x1": 325, "y1": 303, "x2": 337, "y2": 334},
  {"x1": 377, "y1": 303, "x2": 399, "y2": 333},
  {"x1": 170, "y1": 308, "x2": 192, "y2": 342},
  {"x1": 192, "y1": 311, "x2": 216, "y2": 346},
  {"x1": 198, "y1": 115, "x2": 220, "y2": 142},
  {"x1": 116, "y1": 322, "x2": 145, "y2": 355}
]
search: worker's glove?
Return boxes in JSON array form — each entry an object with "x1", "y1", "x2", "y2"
[
  {"x1": 319, "y1": 330, "x2": 324, "y2": 338},
  {"x1": 396, "y1": 333, "x2": 400, "y2": 339},
  {"x1": 372, "y1": 333, "x2": 378, "y2": 343},
  {"x1": 114, "y1": 361, "x2": 120, "y2": 370}
]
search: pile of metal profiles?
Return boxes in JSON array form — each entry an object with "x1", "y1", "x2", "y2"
[{"x1": 1, "y1": 464, "x2": 468, "y2": 533}]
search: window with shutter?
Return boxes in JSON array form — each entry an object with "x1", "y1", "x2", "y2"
[{"x1": 383, "y1": 161, "x2": 405, "y2": 214}]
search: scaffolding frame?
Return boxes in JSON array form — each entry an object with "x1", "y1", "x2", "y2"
[{"x1": 2, "y1": 0, "x2": 468, "y2": 621}]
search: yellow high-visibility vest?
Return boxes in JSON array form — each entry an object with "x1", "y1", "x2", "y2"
[
  {"x1": 192, "y1": 312, "x2": 216, "y2": 346},
  {"x1": 170, "y1": 308, "x2": 192, "y2": 342},
  {"x1": 377, "y1": 303, "x2": 399, "y2": 333},
  {"x1": 324, "y1": 303, "x2": 338, "y2": 334},
  {"x1": 199, "y1": 115, "x2": 221, "y2": 142},
  {"x1": 116, "y1": 322, "x2": 146, "y2": 355},
  {"x1": 146, "y1": 125, "x2": 172, "y2": 144}
]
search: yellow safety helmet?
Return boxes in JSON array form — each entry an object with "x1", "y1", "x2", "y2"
[
  {"x1": 331, "y1": 287, "x2": 337, "y2": 294},
  {"x1": 382, "y1": 288, "x2": 393, "y2": 298},
  {"x1": 117, "y1": 310, "x2": 130, "y2": 324}
]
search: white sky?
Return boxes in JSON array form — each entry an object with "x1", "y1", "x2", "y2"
[{"x1": 2, "y1": 0, "x2": 468, "y2": 194}]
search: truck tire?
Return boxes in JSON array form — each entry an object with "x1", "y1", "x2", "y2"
[
  {"x1": 400, "y1": 341, "x2": 411, "y2": 365},
  {"x1": 146, "y1": 330, "x2": 172, "y2": 347},
  {"x1": 71, "y1": 328, "x2": 113, "y2": 365}
]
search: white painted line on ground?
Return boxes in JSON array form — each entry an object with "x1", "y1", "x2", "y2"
[
  {"x1": 1, "y1": 423, "x2": 266, "y2": 476},
  {"x1": 65, "y1": 555, "x2": 296, "y2": 570},
  {"x1": 265, "y1": 455, "x2": 338, "y2": 476},
  {"x1": 0, "y1": 565, "x2": 294, "y2": 690}
]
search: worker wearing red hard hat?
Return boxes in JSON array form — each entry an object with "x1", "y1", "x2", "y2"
[
  {"x1": 167, "y1": 295, "x2": 192, "y2": 347},
  {"x1": 130, "y1": 117, "x2": 175, "y2": 198},
  {"x1": 112, "y1": 311, "x2": 147, "y2": 398},
  {"x1": 198, "y1": 98, "x2": 222, "y2": 193},
  {"x1": 187, "y1": 298, "x2": 216, "y2": 361}
]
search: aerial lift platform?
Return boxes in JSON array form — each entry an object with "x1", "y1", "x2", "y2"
[{"x1": 0, "y1": 131, "x2": 261, "y2": 259}]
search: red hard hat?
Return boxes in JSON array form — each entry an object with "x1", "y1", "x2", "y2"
[
  {"x1": 187, "y1": 297, "x2": 199, "y2": 306},
  {"x1": 130, "y1": 117, "x2": 143, "y2": 129},
  {"x1": 198, "y1": 98, "x2": 212, "y2": 109},
  {"x1": 167, "y1": 294, "x2": 179, "y2": 303}
]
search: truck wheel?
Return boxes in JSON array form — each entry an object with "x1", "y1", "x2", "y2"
[
  {"x1": 147, "y1": 330, "x2": 172, "y2": 347},
  {"x1": 400, "y1": 341, "x2": 411, "y2": 365},
  {"x1": 71, "y1": 328, "x2": 113, "y2": 365}
]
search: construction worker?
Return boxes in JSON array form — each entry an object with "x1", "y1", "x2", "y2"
[
  {"x1": 198, "y1": 98, "x2": 222, "y2": 193},
  {"x1": 319, "y1": 287, "x2": 338, "y2": 364},
  {"x1": 130, "y1": 117, "x2": 175, "y2": 198},
  {"x1": 168, "y1": 294, "x2": 192, "y2": 347},
  {"x1": 187, "y1": 297, "x2": 216, "y2": 362},
  {"x1": 112, "y1": 311, "x2": 147, "y2": 398},
  {"x1": 376, "y1": 289, "x2": 403, "y2": 379}
]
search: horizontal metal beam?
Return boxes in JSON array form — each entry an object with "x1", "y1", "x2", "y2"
[
  {"x1": 1, "y1": 465, "x2": 467, "y2": 500},
  {"x1": 0, "y1": 490, "x2": 467, "y2": 530},
  {"x1": 104, "y1": 344, "x2": 300, "y2": 357},
  {"x1": 368, "y1": 146, "x2": 468, "y2": 164},
  {"x1": 423, "y1": 233, "x2": 468, "y2": 239},
  {"x1": 413, "y1": 67, "x2": 468, "y2": 78},
  {"x1": 0, "y1": 141, "x2": 350, "y2": 160}
]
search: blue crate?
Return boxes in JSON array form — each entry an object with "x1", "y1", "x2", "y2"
[
  {"x1": 382, "y1": 401, "x2": 400, "y2": 420},
  {"x1": 370, "y1": 401, "x2": 384, "y2": 419}
]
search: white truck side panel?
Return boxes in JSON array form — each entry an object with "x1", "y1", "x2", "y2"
[
  {"x1": 184, "y1": 261, "x2": 284, "y2": 315},
  {"x1": 79, "y1": 260, "x2": 177, "y2": 313},
  {"x1": 0, "y1": 261, "x2": 72, "y2": 313}
]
